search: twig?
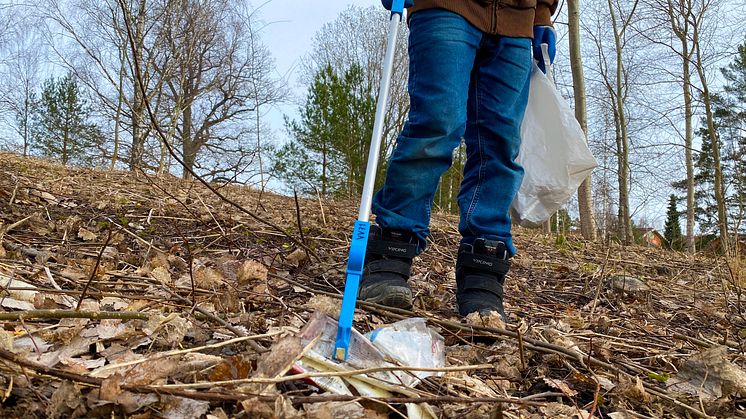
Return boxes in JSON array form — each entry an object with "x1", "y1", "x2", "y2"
[
  {"x1": 260, "y1": 334, "x2": 320, "y2": 395},
  {"x1": 0, "y1": 347, "x2": 547, "y2": 406},
  {"x1": 589, "y1": 248, "x2": 611, "y2": 319},
  {"x1": 162, "y1": 362, "x2": 496, "y2": 389},
  {"x1": 91, "y1": 330, "x2": 286, "y2": 378},
  {"x1": 293, "y1": 189, "x2": 307, "y2": 247},
  {"x1": 273, "y1": 273, "x2": 713, "y2": 418},
  {"x1": 0, "y1": 310, "x2": 149, "y2": 321},
  {"x1": 157, "y1": 285, "x2": 268, "y2": 353},
  {"x1": 43, "y1": 267, "x2": 75, "y2": 308},
  {"x1": 76, "y1": 229, "x2": 114, "y2": 311},
  {"x1": 196, "y1": 193, "x2": 226, "y2": 237}
]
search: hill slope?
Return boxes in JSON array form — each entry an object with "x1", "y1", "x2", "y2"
[{"x1": 0, "y1": 153, "x2": 744, "y2": 418}]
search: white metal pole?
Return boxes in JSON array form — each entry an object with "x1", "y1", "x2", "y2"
[{"x1": 357, "y1": 13, "x2": 401, "y2": 222}]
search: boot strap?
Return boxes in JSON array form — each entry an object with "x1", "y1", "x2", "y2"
[
  {"x1": 367, "y1": 239, "x2": 418, "y2": 259},
  {"x1": 457, "y1": 252, "x2": 510, "y2": 276},
  {"x1": 457, "y1": 275, "x2": 505, "y2": 296},
  {"x1": 364, "y1": 259, "x2": 412, "y2": 277}
]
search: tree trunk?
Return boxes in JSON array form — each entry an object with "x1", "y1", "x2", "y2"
[
  {"x1": 182, "y1": 103, "x2": 194, "y2": 180},
  {"x1": 22, "y1": 84, "x2": 30, "y2": 157},
  {"x1": 568, "y1": 0, "x2": 597, "y2": 241},
  {"x1": 691, "y1": 16, "x2": 729, "y2": 256},
  {"x1": 112, "y1": 46, "x2": 125, "y2": 171},
  {"x1": 682, "y1": 44, "x2": 696, "y2": 253},
  {"x1": 608, "y1": 0, "x2": 634, "y2": 245},
  {"x1": 128, "y1": 0, "x2": 147, "y2": 171},
  {"x1": 663, "y1": 0, "x2": 696, "y2": 253}
]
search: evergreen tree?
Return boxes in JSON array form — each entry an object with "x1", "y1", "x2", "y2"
[
  {"x1": 716, "y1": 41, "x2": 746, "y2": 234},
  {"x1": 31, "y1": 73, "x2": 102, "y2": 165},
  {"x1": 664, "y1": 195, "x2": 683, "y2": 250},
  {"x1": 275, "y1": 63, "x2": 375, "y2": 197}
]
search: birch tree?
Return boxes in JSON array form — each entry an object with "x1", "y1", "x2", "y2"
[{"x1": 568, "y1": 0, "x2": 598, "y2": 240}]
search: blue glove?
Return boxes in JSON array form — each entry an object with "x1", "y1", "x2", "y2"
[
  {"x1": 381, "y1": 0, "x2": 413, "y2": 10},
  {"x1": 533, "y1": 26, "x2": 556, "y2": 74}
]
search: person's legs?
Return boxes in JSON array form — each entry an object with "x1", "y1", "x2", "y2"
[
  {"x1": 458, "y1": 36, "x2": 532, "y2": 256},
  {"x1": 361, "y1": 9, "x2": 482, "y2": 308},
  {"x1": 455, "y1": 35, "x2": 532, "y2": 319},
  {"x1": 372, "y1": 9, "x2": 482, "y2": 253}
]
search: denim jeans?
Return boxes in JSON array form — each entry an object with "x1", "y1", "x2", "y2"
[{"x1": 371, "y1": 9, "x2": 532, "y2": 257}]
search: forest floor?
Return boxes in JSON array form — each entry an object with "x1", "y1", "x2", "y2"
[{"x1": 0, "y1": 152, "x2": 745, "y2": 418}]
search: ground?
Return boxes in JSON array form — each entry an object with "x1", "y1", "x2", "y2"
[{"x1": 0, "y1": 153, "x2": 744, "y2": 418}]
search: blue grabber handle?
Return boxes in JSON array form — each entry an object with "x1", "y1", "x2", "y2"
[
  {"x1": 334, "y1": 221, "x2": 369, "y2": 362},
  {"x1": 333, "y1": 0, "x2": 405, "y2": 362}
]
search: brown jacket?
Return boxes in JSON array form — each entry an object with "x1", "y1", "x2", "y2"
[{"x1": 409, "y1": 0, "x2": 558, "y2": 38}]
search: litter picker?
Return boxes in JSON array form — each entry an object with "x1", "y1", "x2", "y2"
[{"x1": 333, "y1": 0, "x2": 406, "y2": 362}]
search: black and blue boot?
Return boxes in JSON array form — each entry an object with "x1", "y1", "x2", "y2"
[
  {"x1": 456, "y1": 239, "x2": 511, "y2": 320},
  {"x1": 358, "y1": 226, "x2": 418, "y2": 309}
]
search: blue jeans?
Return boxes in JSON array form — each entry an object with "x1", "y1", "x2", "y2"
[{"x1": 372, "y1": 9, "x2": 532, "y2": 257}]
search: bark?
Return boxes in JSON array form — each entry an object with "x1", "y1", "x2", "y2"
[
  {"x1": 111, "y1": 45, "x2": 125, "y2": 171},
  {"x1": 128, "y1": 0, "x2": 146, "y2": 171},
  {"x1": 568, "y1": 0, "x2": 597, "y2": 241},
  {"x1": 607, "y1": 0, "x2": 636, "y2": 245},
  {"x1": 693, "y1": 30, "x2": 730, "y2": 256}
]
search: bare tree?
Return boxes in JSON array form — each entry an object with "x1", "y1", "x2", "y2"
[
  {"x1": 568, "y1": 0, "x2": 598, "y2": 241},
  {"x1": 0, "y1": 5, "x2": 45, "y2": 156},
  {"x1": 154, "y1": 0, "x2": 282, "y2": 179},
  {"x1": 689, "y1": 0, "x2": 732, "y2": 255}
]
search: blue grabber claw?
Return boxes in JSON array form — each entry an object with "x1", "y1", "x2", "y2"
[{"x1": 334, "y1": 221, "x2": 370, "y2": 361}]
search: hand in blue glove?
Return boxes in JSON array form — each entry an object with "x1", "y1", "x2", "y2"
[
  {"x1": 381, "y1": 0, "x2": 414, "y2": 11},
  {"x1": 533, "y1": 26, "x2": 556, "y2": 74}
]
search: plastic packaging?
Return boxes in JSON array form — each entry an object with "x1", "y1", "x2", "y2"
[
  {"x1": 366, "y1": 318, "x2": 445, "y2": 384},
  {"x1": 511, "y1": 62, "x2": 597, "y2": 226}
]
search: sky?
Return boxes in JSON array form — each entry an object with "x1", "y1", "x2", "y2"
[{"x1": 252, "y1": 0, "x2": 380, "y2": 144}]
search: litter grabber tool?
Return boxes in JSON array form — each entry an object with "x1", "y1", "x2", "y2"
[{"x1": 334, "y1": 0, "x2": 406, "y2": 362}]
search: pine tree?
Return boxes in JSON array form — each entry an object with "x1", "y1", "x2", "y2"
[
  {"x1": 276, "y1": 63, "x2": 375, "y2": 197},
  {"x1": 31, "y1": 73, "x2": 101, "y2": 165},
  {"x1": 716, "y1": 41, "x2": 746, "y2": 235},
  {"x1": 664, "y1": 195, "x2": 683, "y2": 250}
]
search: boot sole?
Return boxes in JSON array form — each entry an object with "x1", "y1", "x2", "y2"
[{"x1": 362, "y1": 288, "x2": 413, "y2": 310}]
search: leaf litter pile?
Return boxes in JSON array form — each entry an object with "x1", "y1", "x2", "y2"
[{"x1": 0, "y1": 153, "x2": 745, "y2": 418}]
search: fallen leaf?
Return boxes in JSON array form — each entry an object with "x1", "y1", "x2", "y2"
[
  {"x1": 0, "y1": 331, "x2": 14, "y2": 351},
  {"x1": 256, "y1": 336, "x2": 303, "y2": 378},
  {"x1": 668, "y1": 345, "x2": 746, "y2": 400},
  {"x1": 285, "y1": 248, "x2": 308, "y2": 267},
  {"x1": 209, "y1": 355, "x2": 252, "y2": 381},
  {"x1": 13, "y1": 336, "x2": 52, "y2": 353},
  {"x1": 46, "y1": 382, "x2": 83, "y2": 418},
  {"x1": 118, "y1": 353, "x2": 222, "y2": 386},
  {"x1": 304, "y1": 295, "x2": 340, "y2": 319},
  {"x1": 544, "y1": 377, "x2": 578, "y2": 397},
  {"x1": 465, "y1": 310, "x2": 505, "y2": 330},
  {"x1": 0, "y1": 297, "x2": 35, "y2": 310},
  {"x1": 237, "y1": 260, "x2": 268, "y2": 285},
  {"x1": 77, "y1": 227, "x2": 97, "y2": 241},
  {"x1": 305, "y1": 401, "x2": 387, "y2": 419},
  {"x1": 539, "y1": 402, "x2": 590, "y2": 418},
  {"x1": 0, "y1": 276, "x2": 38, "y2": 302},
  {"x1": 99, "y1": 375, "x2": 123, "y2": 401},
  {"x1": 150, "y1": 266, "x2": 172, "y2": 285},
  {"x1": 159, "y1": 396, "x2": 210, "y2": 419}
]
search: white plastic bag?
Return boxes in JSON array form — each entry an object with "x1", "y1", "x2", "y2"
[{"x1": 511, "y1": 62, "x2": 597, "y2": 226}]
